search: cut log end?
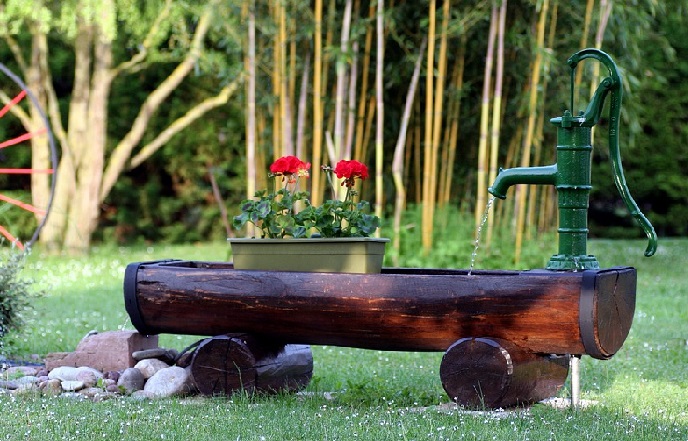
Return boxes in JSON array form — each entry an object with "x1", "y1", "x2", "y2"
[
  {"x1": 440, "y1": 338, "x2": 569, "y2": 409},
  {"x1": 187, "y1": 334, "x2": 313, "y2": 396}
]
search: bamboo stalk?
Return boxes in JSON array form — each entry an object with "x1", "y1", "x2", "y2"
[
  {"x1": 575, "y1": 0, "x2": 596, "y2": 92},
  {"x1": 475, "y1": 5, "x2": 497, "y2": 235},
  {"x1": 354, "y1": 5, "x2": 375, "y2": 163},
  {"x1": 272, "y1": 1, "x2": 282, "y2": 160},
  {"x1": 528, "y1": 2, "x2": 558, "y2": 236},
  {"x1": 375, "y1": 0, "x2": 385, "y2": 222},
  {"x1": 245, "y1": 0, "x2": 256, "y2": 207},
  {"x1": 589, "y1": 0, "x2": 612, "y2": 144},
  {"x1": 440, "y1": 36, "x2": 466, "y2": 206},
  {"x1": 333, "y1": 0, "x2": 353, "y2": 167},
  {"x1": 392, "y1": 38, "x2": 426, "y2": 262},
  {"x1": 343, "y1": 0, "x2": 361, "y2": 160},
  {"x1": 514, "y1": 0, "x2": 549, "y2": 265},
  {"x1": 428, "y1": 0, "x2": 450, "y2": 219},
  {"x1": 421, "y1": 0, "x2": 437, "y2": 254},
  {"x1": 279, "y1": 1, "x2": 292, "y2": 156},
  {"x1": 360, "y1": 95, "x2": 376, "y2": 169},
  {"x1": 295, "y1": 53, "x2": 310, "y2": 160},
  {"x1": 311, "y1": 0, "x2": 324, "y2": 205},
  {"x1": 413, "y1": 100, "x2": 422, "y2": 205},
  {"x1": 486, "y1": 0, "x2": 507, "y2": 247}
]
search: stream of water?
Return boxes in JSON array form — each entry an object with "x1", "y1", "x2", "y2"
[{"x1": 468, "y1": 196, "x2": 495, "y2": 276}]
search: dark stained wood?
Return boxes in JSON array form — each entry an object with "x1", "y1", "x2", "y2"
[
  {"x1": 187, "y1": 334, "x2": 313, "y2": 396},
  {"x1": 188, "y1": 335, "x2": 257, "y2": 395},
  {"x1": 124, "y1": 261, "x2": 637, "y2": 358},
  {"x1": 595, "y1": 268, "x2": 636, "y2": 358},
  {"x1": 440, "y1": 338, "x2": 569, "y2": 409},
  {"x1": 254, "y1": 344, "x2": 313, "y2": 393}
]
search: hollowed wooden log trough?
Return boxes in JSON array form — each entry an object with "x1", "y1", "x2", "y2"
[{"x1": 124, "y1": 261, "x2": 636, "y2": 408}]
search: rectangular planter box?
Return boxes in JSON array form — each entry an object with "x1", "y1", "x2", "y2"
[{"x1": 228, "y1": 237, "x2": 389, "y2": 273}]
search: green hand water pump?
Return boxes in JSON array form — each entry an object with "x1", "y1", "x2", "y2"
[{"x1": 488, "y1": 48, "x2": 657, "y2": 270}]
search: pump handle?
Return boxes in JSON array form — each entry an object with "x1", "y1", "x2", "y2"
[{"x1": 568, "y1": 49, "x2": 657, "y2": 257}]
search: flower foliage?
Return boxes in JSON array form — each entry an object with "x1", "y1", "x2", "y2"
[{"x1": 233, "y1": 156, "x2": 379, "y2": 238}]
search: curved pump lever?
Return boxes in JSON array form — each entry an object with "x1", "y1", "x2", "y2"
[{"x1": 568, "y1": 49, "x2": 657, "y2": 257}]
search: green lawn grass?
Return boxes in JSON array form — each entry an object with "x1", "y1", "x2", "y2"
[{"x1": 1, "y1": 237, "x2": 686, "y2": 440}]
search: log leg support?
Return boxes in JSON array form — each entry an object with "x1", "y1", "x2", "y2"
[
  {"x1": 181, "y1": 334, "x2": 313, "y2": 396},
  {"x1": 440, "y1": 337, "x2": 569, "y2": 409}
]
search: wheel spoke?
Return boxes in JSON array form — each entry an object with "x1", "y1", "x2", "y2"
[
  {"x1": 0, "y1": 89, "x2": 26, "y2": 118},
  {"x1": 0, "y1": 127, "x2": 47, "y2": 149},
  {"x1": 0, "y1": 225, "x2": 24, "y2": 251},
  {"x1": 0, "y1": 193, "x2": 47, "y2": 215}
]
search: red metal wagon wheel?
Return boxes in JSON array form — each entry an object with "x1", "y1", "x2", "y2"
[{"x1": 0, "y1": 62, "x2": 58, "y2": 251}]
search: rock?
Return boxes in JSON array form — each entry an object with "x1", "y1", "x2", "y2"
[
  {"x1": 43, "y1": 352, "x2": 71, "y2": 368},
  {"x1": 134, "y1": 359, "x2": 169, "y2": 380},
  {"x1": 13, "y1": 381, "x2": 38, "y2": 394},
  {"x1": 76, "y1": 370, "x2": 98, "y2": 388},
  {"x1": 45, "y1": 331, "x2": 158, "y2": 372},
  {"x1": 48, "y1": 366, "x2": 102, "y2": 382},
  {"x1": 103, "y1": 371, "x2": 120, "y2": 382},
  {"x1": 61, "y1": 381, "x2": 85, "y2": 392},
  {"x1": 144, "y1": 366, "x2": 191, "y2": 398},
  {"x1": 105, "y1": 383, "x2": 121, "y2": 394},
  {"x1": 79, "y1": 387, "x2": 105, "y2": 399},
  {"x1": 48, "y1": 366, "x2": 79, "y2": 381},
  {"x1": 5, "y1": 366, "x2": 40, "y2": 377},
  {"x1": 15, "y1": 376, "x2": 39, "y2": 386},
  {"x1": 132, "y1": 348, "x2": 178, "y2": 364},
  {"x1": 43, "y1": 379, "x2": 63, "y2": 395},
  {"x1": 131, "y1": 390, "x2": 154, "y2": 400},
  {"x1": 117, "y1": 368, "x2": 145, "y2": 394},
  {"x1": 0, "y1": 379, "x2": 19, "y2": 390}
]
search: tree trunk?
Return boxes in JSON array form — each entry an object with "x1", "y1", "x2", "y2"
[
  {"x1": 27, "y1": 32, "x2": 50, "y2": 231},
  {"x1": 64, "y1": 12, "x2": 113, "y2": 252}
]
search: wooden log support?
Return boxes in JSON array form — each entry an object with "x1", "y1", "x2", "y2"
[
  {"x1": 439, "y1": 337, "x2": 569, "y2": 409},
  {"x1": 124, "y1": 261, "x2": 636, "y2": 359},
  {"x1": 180, "y1": 334, "x2": 313, "y2": 396}
]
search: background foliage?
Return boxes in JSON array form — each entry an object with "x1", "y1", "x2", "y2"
[{"x1": 0, "y1": 0, "x2": 685, "y2": 248}]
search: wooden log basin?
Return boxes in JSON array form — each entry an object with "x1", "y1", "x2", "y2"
[{"x1": 124, "y1": 261, "x2": 636, "y2": 360}]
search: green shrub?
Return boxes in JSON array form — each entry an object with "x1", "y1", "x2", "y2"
[{"x1": 0, "y1": 250, "x2": 39, "y2": 341}]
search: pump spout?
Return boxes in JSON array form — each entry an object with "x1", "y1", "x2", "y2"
[{"x1": 488, "y1": 164, "x2": 558, "y2": 200}]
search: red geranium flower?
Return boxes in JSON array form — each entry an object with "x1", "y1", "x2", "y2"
[
  {"x1": 334, "y1": 160, "x2": 368, "y2": 187},
  {"x1": 270, "y1": 155, "x2": 311, "y2": 177}
]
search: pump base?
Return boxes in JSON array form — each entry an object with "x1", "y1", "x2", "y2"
[{"x1": 546, "y1": 254, "x2": 600, "y2": 271}]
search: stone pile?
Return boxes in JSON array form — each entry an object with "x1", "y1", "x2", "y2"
[{"x1": 0, "y1": 331, "x2": 196, "y2": 401}]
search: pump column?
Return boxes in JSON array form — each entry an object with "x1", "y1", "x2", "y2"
[{"x1": 547, "y1": 111, "x2": 600, "y2": 271}]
